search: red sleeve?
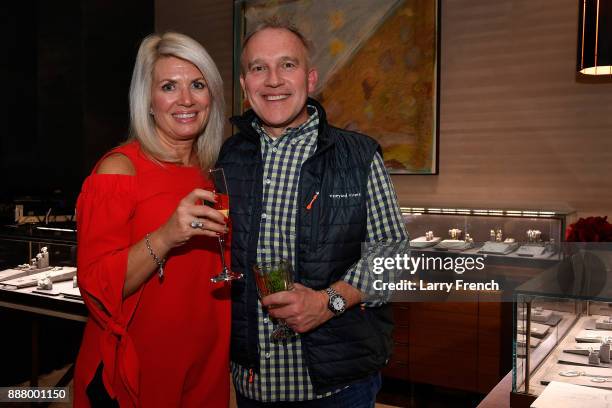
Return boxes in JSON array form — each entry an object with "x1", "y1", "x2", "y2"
[
  {"x1": 76, "y1": 173, "x2": 142, "y2": 405},
  {"x1": 76, "y1": 173, "x2": 136, "y2": 317}
]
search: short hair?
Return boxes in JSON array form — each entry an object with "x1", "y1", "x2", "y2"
[
  {"x1": 128, "y1": 32, "x2": 225, "y2": 170},
  {"x1": 240, "y1": 16, "x2": 313, "y2": 74}
]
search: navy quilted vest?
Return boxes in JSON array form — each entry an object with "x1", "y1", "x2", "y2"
[{"x1": 217, "y1": 99, "x2": 393, "y2": 393}]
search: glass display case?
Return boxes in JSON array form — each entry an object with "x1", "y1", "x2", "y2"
[
  {"x1": 383, "y1": 207, "x2": 575, "y2": 393},
  {"x1": 0, "y1": 221, "x2": 84, "y2": 316},
  {"x1": 402, "y1": 207, "x2": 573, "y2": 259},
  {"x1": 0, "y1": 222, "x2": 76, "y2": 269},
  {"x1": 0, "y1": 220, "x2": 84, "y2": 387},
  {"x1": 511, "y1": 244, "x2": 612, "y2": 407}
]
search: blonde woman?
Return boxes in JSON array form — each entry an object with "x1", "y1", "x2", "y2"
[{"x1": 73, "y1": 32, "x2": 230, "y2": 407}]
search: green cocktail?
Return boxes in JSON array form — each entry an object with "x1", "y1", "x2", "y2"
[{"x1": 253, "y1": 259, "x2": 296, "y2": 340}]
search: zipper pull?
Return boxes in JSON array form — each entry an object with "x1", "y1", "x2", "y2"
[
  {"x1": 248, "y1": 368, "x2": 254, "y2": 383},
  {"x1": 306, "y1": 191, "x2": 320, "y2": 210}
]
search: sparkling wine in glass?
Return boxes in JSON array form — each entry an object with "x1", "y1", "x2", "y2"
[
  {"x1": 209, "y1": 168, "x2": 243, "y2": 282},
  {"x1": 253, "y1": 258, "x2": 297, "y2": 340}
]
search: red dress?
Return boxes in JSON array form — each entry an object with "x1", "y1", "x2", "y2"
[{"x1": 73, "y1": 141, "x2": 230, "y2": 407}]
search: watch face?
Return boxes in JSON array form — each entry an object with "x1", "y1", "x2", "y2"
[{"x1": 332, "y1": 296, "x2": 345, "y2": 311}]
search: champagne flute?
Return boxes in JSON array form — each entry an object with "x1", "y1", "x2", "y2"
[
  {"x1": 253, "y1": 258, "x2": 297, "y2": 340},
  {"x1": 209, "y1": 168, "x2": 243, "y2": 282}
]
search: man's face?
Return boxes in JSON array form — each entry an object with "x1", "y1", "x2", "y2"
[{"x1": 240, "y1": 28, "x2": 318, "y2": 138}]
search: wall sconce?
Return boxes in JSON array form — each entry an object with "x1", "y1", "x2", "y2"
[{"x1": 577, "y1": 0, "x2": 612, "y2": 76}]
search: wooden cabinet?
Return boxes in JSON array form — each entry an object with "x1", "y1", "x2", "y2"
[
  {"x1": 381, "y1": 207, "x2": 571, "y2": 393},
  {"x1": 383, "y1": 299, "x2": 511, "y2": 394}
]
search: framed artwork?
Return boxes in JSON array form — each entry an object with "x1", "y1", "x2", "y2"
[{"x1": 233, "y1": 0, "x2": 440, "y2": 174}]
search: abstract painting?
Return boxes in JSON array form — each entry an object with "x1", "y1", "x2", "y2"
[{"x1": 234, "y1": 0, "x2": 439, "y2": 174}]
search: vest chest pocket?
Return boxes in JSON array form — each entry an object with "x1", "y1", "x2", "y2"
[
  {"x1": 307, "y1": 188, "x2": 363, "y2": 251},
  {"x1": 306, "y1": 187, "x2": 366, "y2": 252}
]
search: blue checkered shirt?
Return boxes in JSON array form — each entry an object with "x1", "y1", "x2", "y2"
[{"x1": 230, "y1": 107, "x2": 407, "y2": 402}]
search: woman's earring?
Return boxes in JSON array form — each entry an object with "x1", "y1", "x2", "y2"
[{"x1": 149, "y1": 108, "x2": 154, "y2": 116}]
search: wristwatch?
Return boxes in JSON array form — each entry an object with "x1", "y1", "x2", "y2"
[{"x1": 325, "y1": 287, "x2": 347, "y2": 316}]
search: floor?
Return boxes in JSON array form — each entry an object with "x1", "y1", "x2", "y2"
[
  {"x1": 377, "y1": 378, "x2": 484, "y2": 408},
  {"x1": 15, "y1": 366, "x2": 484, "y2": 408}
]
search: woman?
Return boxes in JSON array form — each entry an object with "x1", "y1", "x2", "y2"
[{"x1": 74, "y1": 32, "x2": 230, "y2": 407}]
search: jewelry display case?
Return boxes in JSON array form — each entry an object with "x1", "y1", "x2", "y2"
[
  {"x1": 511, "y1": 244, "x2": 612, "y2": 407},
  {"x1": 0, "y1": 222, "x2": 84, "y2": 315},
  {"x1": 0, "y1": 222, "x2": 76, "y2": 267},
  {"x1": 0, "y1": 221, "x2": 84, "y2": 387},
  {"x1": 402, "y1": 207, "x2": 573, "y2": 261},
  {"x1": 384, "y1": 207, "x2": 575, "y2": 394}
]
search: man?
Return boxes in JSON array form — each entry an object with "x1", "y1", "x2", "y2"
[{"x1": 217, "y1": 18, "x2": 408, "y2": 407}]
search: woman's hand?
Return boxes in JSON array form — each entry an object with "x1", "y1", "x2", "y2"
[
  {"x1": 157, "y1": 188, "x2": 227, "y2": 249},
  {"x1": 123, "y1": 189, "x2": 227, "y2": 298}
]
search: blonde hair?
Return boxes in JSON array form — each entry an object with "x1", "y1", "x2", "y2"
[{"x1": 129, "y1": 32, "x2": 225, "y2": 169}]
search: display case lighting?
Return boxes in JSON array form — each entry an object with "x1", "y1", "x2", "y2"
[
  {"x1": 36, "y1": 226, "x2": 76, "y2": 233},
  {"x1": 401, "y1": 207, "x2": 562, "y2": 218}
]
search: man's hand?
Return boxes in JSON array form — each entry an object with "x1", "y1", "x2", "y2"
[{"x1": 261, "y1": 283, "x2": 334, "y2": 333}]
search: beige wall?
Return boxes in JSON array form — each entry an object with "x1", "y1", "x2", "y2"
[{"x1": 156, "y1": 0, "x2": 612, "y2": 219}]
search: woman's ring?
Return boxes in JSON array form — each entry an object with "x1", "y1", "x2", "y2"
[{"x1": 190, "y1": 220, "x2": 204, "y2": 229}]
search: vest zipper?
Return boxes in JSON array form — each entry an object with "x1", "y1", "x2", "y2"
[
  {"x1": 310, "y1": 191, "x2": 321, "y2": 252},
  {"x1": 296, "y1": 138, "x2": 332, "y2": 282},
  {"x1": 248, "y1": 368, "x2": 254, "y2": 383},
  {"x1": 306, "y1": 191, "x2": 319, "y2": 210}
]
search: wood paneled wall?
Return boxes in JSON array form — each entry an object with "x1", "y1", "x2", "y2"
[
  {"x1": 156, "y1": 0, "x2": 612, "y2": 219},
  {"x1": 403, "y1": 0, "x2": 612, "y2": 218}
]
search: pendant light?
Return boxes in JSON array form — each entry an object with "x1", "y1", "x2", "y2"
[{"x1": 577, "y1": 0, "x2": 612, "y2": 76}]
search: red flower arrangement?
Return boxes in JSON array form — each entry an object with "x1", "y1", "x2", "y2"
[{"x1": 566, "y1": 216, "x2": 612, "y2": 242}]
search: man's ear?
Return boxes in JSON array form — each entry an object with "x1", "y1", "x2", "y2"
[
  {"x1": 307, "y1": 68, "x2": 318, "y2": 94},
  {"x1": 239, "y1": 75, "x2": 246, "y2": 93}
]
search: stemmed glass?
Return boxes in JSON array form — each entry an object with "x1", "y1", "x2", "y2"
[
  {"x1": 209, "y1": 168, "x2": 243, "y2": 283},
  {"x1": 253, "y1": 258, "x2": 297, "y2": 340}
]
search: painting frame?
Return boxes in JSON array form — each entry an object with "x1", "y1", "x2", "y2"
[{"x1": 233, "y1": 0, "x2": 440, "y2": 174}]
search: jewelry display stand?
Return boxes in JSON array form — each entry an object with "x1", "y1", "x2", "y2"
[
  {"x1": 409, "y1": 235, "x2": 441, "y2": 248},
  {"x1": 517, "y1": 322, "x2": 550, "y2": 338},
  {"x1": 0, "y1": 266, "x2": 76, "y2": 289},
  {"x1": 434, "y1": 239, "x2": 474, "y2": 251},
  {"x1": 517, "y1": 245, "x2": 548, "y2": 258},
  {"x1": 479, "y1": 241, "x2": 520, "y2": 255},
  {"x1": 0, "y1": 268, "x2": 36, "y2": 283}
]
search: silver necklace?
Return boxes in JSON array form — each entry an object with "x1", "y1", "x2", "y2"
[{"x1": 559, "y1": 370, "x2": 612, "y2": 383}]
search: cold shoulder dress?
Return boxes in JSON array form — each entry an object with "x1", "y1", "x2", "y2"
[{"x1": 73, "y1": 141, "x2": 230, "y2": 407}]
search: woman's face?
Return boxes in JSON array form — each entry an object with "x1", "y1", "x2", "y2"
[{"x1": 150, "y1": 56, "x2": 211, "y2": 144}]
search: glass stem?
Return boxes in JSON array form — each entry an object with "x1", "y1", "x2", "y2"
[{"x1": 217, "y1": 235, "x2": 227, "y2": 270}]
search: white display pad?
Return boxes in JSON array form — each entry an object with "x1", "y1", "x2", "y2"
[
  {"x1": 1, "y1": 267, "x2": 77, "y2": 289},
  {"x1": 531, "y1": 380, "x2": 612, "y2": 408}
]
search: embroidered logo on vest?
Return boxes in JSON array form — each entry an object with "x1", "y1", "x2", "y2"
[{"x1": 329, "y1": 192, "x2": 361, "y2": 199}]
